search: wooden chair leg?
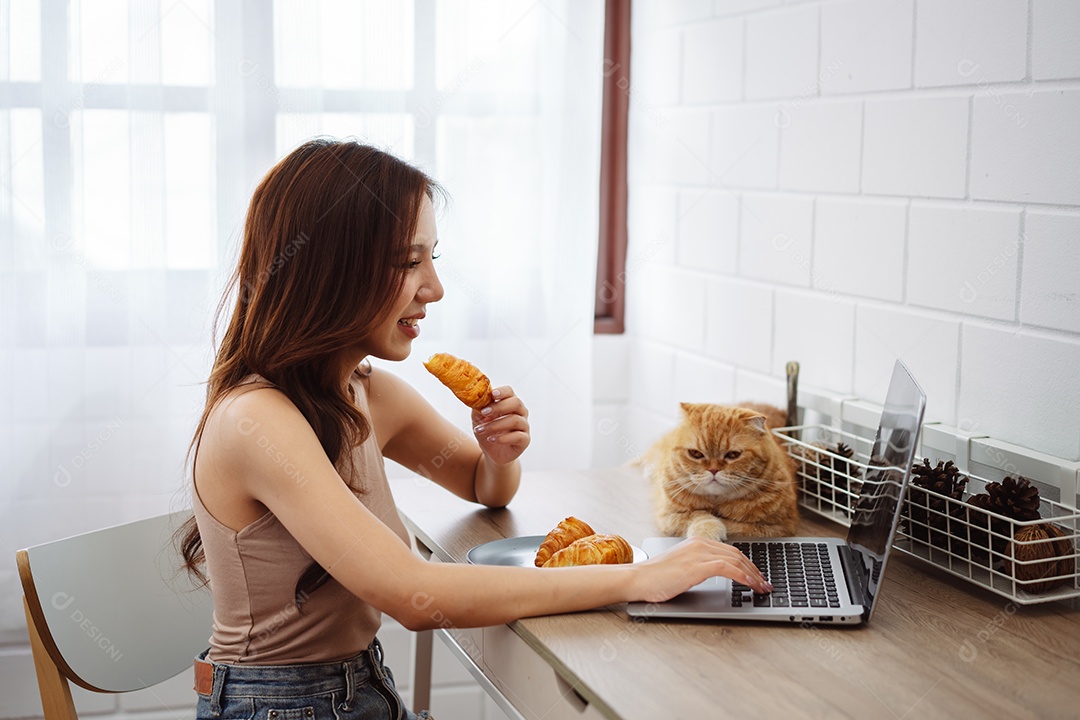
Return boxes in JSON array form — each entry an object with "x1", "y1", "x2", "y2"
[
  {"x1": 23, "y1": 596, "x2": 79, "y2": 720},
  {"x1": 412, "y1": 629, "x2": 433, "y2": 713}
]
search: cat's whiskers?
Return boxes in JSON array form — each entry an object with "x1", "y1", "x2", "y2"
[
  {"x1": 731, "y1": 473, "x2": 778, "y2": 488},
  {"x1": 670, "y1": 477, "x2": 712, "y2": 501},
  {"x1": 672, "y1": 477, "x2": 703, "y2": 496}
]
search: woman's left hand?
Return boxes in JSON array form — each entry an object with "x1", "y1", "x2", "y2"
[{"x1": 471, "y1": 386, "x2": 530, "y2": 465}]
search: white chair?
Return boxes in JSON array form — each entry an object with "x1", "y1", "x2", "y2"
[{"x1": 16, "y1": 510, "x2": 214, "y2": 720}]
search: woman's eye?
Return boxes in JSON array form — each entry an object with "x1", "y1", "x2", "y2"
[
  {"x1": 725, "y1": 450, "x2": 742, "y2": 460},
  {"x1": 407, "y1": 252, "x2": 439, "y2": 269},
  {"x1": 687, "y1": 449, "x2": 704, "y2": 459}
]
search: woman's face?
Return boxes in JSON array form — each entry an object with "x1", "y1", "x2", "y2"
[{"x1": 361, "y1": 194, "x2": 443, "y2": 362}]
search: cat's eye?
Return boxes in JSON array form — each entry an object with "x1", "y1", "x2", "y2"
[
  {"x1": 725, "y1": 450, "x2": 742, "y2": 460},
  {"x1": 687, "y1": 449, "x2": 705, "y2": 459}
]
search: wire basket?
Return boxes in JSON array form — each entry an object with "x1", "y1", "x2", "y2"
[{"x1": 774, "y1": 424, "x2": 1080, "y2": 605}]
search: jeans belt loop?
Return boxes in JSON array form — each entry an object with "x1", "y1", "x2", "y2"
[
  {"x1": 209, "y1": 662, "x2": 228, "y2": 717},
  {"x1": 343, "y1": 658, "x2": 356, "y2": 709}
]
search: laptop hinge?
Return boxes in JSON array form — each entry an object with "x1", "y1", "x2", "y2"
[{"x1": 838, "y1": 545, "x2": 866, "y2": 606}]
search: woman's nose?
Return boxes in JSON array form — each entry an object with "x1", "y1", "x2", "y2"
[{"x1": 422, "y1": 268, "x2": 444, "y2": 303}]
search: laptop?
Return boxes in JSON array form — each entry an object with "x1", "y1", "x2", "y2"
[{"x1": 627, "y1": 359, "x2": 926, "y2": 625}]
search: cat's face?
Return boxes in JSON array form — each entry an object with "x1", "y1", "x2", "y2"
[{"x1": 665, "y1": 403, "x2": 774, "y2": 498}]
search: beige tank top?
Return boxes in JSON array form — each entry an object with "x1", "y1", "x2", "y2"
[{"x1": 192, "y1": 373, "x2": 411, "y2": 664}]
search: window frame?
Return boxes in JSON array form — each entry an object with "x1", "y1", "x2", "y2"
[{"x1": 593, "y1": 0, "x2": 630, "y2": 335}]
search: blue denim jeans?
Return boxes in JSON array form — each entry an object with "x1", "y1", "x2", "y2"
[{"x1": 195, "y1": 639, "x2": 432, "y2": 720}]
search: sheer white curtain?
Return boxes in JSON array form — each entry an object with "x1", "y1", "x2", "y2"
[
  {"x1": 0, "y1": 0, "x2": 603, "y2": 645},
  {"x1": 254, "y1": 0, "x2": 604, "y2": 476}
]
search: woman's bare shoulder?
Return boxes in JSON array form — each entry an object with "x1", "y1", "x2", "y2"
[
  {"x1": 365, "y1": 364, "x2": 411, "y2": 392},
  {"x1": 204, "y1": 383, "x2": 298, "y2": 440},
  {"x1": 199, "y1": 384, "x2": 321, "y2": 477},
  {"x1": 195, "y1": 385, "x2": 305, "y2": 530},
  {"x1": 365, "y1": 366, "x2": 440, "y2": 443}
]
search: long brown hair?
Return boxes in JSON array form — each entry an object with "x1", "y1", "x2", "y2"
[{"x1": 178, "y1": 138, "x2": 441, "y2": 604}]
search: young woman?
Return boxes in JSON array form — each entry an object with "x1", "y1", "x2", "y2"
[{"x1": 180, "y1": 138, "x2": 771, "y2": 720}]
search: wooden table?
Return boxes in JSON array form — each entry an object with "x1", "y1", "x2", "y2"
[{"x1": 393, "y1": 466, "x2": 1080, "y2": 720}]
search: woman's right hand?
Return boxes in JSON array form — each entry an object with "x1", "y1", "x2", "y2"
[{"x1": 629, "y1": 536, "x2": 772, "y2": 603}]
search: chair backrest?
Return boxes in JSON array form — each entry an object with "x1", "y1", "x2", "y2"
[{"x1": 17, "y1": 510, "x2": 213, "y2": 717}]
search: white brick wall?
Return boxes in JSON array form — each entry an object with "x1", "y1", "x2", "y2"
[
  {"x1": 969, "y1": 90, "x2": 1080, "y2": 205},
  {"x1": 674, "y1": 352, "x2": 738, "y2": 407},
  {"x1": 709, "y1": 105, "x2": 779, "y2": 188},
  {"x1": 705, "y1": 277, "x2": 774, "y2": 373},
  {"x1": 819, "y1": 0, "x2": 914, "y2": 95},
  {"x1": 853, "y1": 305, "x2": 962, "y2": 425},
  {"x1": 621, "y1": 0, "x2": 1080, "y2": 464},
  {"x1": 637, "y1": 266, "x2": 708, "y2": 351},
  {"x1": 682, "y1": 19, "x2": 744, "y2": 103},
  {"x1": 778, "y1": 99, "x2": 862, "y2": 193},
  {"x1": 862, "y1": 96, "x2": 970, "y2": 198},
  {"x1": 958, "y1": 326, "x2": 1080, "y2": 460},
  {"x1": 773, "y1": 289, "x2": 857, "y2": 394},
  {"x1": 1033, "y1": 0, "x2": 1080, "y2": 80},
  {"x1": 914, "y1": 0, "x2": 1028, "y2": 87},
  {"x1": 677, "y1": 189, "x2": 740, "y2": 272},
  {"x1": 1020, "y1": 210, "x2": 1080, "y2": 333},
  {"x1": 745, "y1": 4, "x2": 820, "y2": 100},
  {"x1": 738, "y1": 193, "x2": 814, "y2": 285},
  {"x1": 906, "y1": 202, "x2": 1021, "y2": 320},
  {"x1": 813, "y1": 197, "x2": 907, "y2": 302}
]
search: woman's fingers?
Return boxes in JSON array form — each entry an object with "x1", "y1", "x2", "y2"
[
  {"x1": 474, "y1": 413, "x2": 528, "y2": 437},
  {"x1": 689, "y1": 538, "x2": 771, "y2": 593},
  {"x1": 474, "y1": 386, "x2": 528, "y2": 418},
  {"x1": 737, "y1": 560, "x2": 772, "y2": 593},
  {"x1": 636, "y1": 538, "x2": 772, "y2": 603},
  {"x1": 715, "y1": 542, "x2": 770, "y2": 590},
  {"x1": 473, "y1": 385, "x2": 529, "y2": 443},
  {"x1": 467, "y1": 385, "x2": 531, "y2": 463}
]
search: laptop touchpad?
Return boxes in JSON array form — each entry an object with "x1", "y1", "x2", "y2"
[{"x1": 685, "y1": 576, "x2": 729, "y2": 593}]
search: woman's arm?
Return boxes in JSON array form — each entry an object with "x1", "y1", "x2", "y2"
[
  {"x1": 367, "y1": 367, "x2": 525, "y2": 507},
  {"x1": 201, "y1": 388, "x2": 770, "y2": 631},
  {"x1": 397, "y1": 535, "x2": 765, "y2": 630}
]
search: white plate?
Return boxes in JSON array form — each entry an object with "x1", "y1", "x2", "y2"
[{"x1": 467, "y1": 535, "x2": 647, "y2": 567}]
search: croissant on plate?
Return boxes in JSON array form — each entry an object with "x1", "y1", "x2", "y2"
[
  {"x1": 542, "y1": 534, "x2": 634, "y2": 568},
  {"x1": 423, "y1": 352, "x2": 494, "y2": 410},
  {"x1": 534, "y1": 516, "x2": 595, "y2": 567}
]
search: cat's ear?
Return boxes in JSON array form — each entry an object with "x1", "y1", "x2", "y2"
[
  {"x1": 746, "y1": 414, "x2": 768, "y2": 433},
  {"x1": 679, "y1": 402, "x2": 697, "y2": 416}
]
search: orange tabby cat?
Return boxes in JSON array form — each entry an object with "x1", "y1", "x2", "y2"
[{"x1": 644, "y1": 403, "x2": 798, "y2": 540}]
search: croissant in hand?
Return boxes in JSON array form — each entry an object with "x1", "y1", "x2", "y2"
[
  {"x1": 542, "y1": 534, "x2": 634, "y2": 568},
  {"x1": 534, "y1": 516, "x2": 595, "y2": 567},
  {"x1": 423, "y1": 352, "x2": 494, "y2": 410}
]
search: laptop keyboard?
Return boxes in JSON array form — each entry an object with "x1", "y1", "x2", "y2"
[{"x1": 731, "y1": 542, "x2": 841, "y2": 609}]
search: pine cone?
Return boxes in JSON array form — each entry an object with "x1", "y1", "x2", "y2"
[
  {"x1": 830, "y1": 443, "x2": 861, "y2": 483},
  {"x1": 903, "y1": 459, "x2": 968, "y2": 552},
  {"x1": 965, "y1": 476, "x2": 1043, "y2": 567},
  {"x1": 985, "y1": 476, "x2": 1041, "y2": 521},
  {"x1": 796, "y1": 442, "x2": 861, "y2": 516}
]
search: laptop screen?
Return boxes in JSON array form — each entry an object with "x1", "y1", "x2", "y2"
[{"x1": 846, "y1": 360, "x2": 927, "y2": 621}]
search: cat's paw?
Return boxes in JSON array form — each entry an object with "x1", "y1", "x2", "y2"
[{"x1": 687, "y1": 515, "x2": 728, "y2": 541}]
